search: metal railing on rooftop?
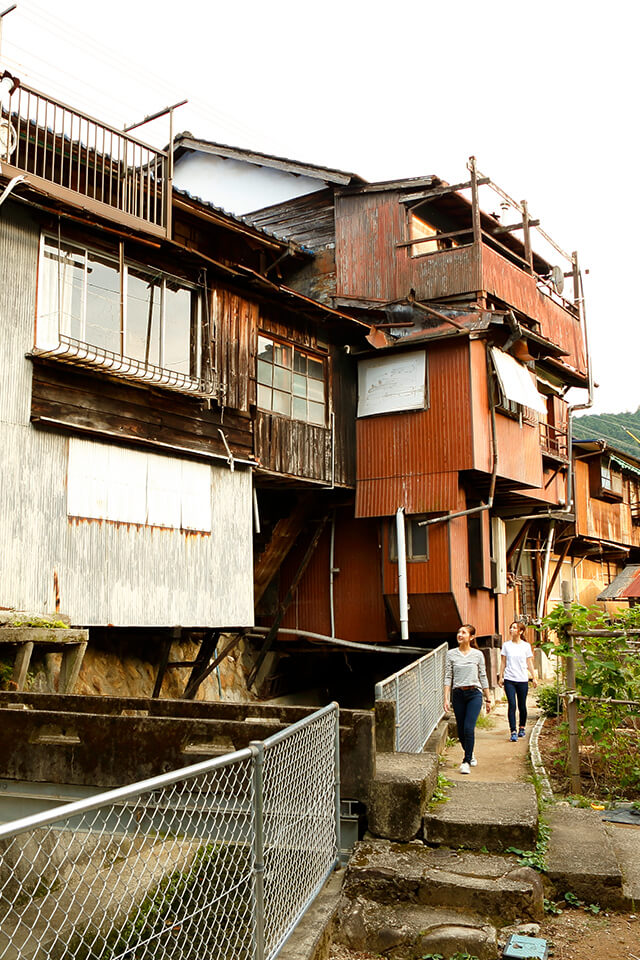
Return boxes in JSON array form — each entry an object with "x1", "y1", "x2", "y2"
[
  {"x1": 0, "y1": 73, "x2": 169, "y2": 236},
  {"x1": 375, "y1": 643, "x2": 447, "y2": 752},
  {"x1": 0, "y1": 702, "x2": 340, "y2": 960}
]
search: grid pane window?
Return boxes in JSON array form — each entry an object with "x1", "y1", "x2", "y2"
[
  {"x1": 256, "y1": 334, "x2": 326, "y2": 425},
  {"x1": 389, "y1": 515, "x2": 430, "y2": 561}
]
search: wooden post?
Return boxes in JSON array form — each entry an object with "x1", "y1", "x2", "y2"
[
  {"x1": 522, "y1": 200, "x2": 533, "y2": 273},
  {"x1": 59, "y1": 641, "x2": 87, "y2": 694},
  {"x1": 561, "y1": 580, "x2": 581, "y2": 794},
  {"x1": 469, "y1": 156, "x2": 482, "y2": 247},
  {"x1": 12, "y1": 642, "x2": 34, "y2": 691}
]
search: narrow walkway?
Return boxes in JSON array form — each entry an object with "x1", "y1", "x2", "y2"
[{"x1": 442, "y1": 692, "x2": 538, "y2": 783}]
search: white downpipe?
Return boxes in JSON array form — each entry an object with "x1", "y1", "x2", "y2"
[{"x1": 396, "y1": 507, "x2": 409, "y2": 641}]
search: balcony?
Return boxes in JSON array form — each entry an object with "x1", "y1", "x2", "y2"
[
  {"x1": 0, "y1": 72, "x2": 169, "y2": 237},
  {"x1": 539, "y1": 420, "x2": 569, "y2": 461}
]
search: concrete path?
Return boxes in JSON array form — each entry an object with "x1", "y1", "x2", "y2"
[{"x1": 442, "y1": 691, "x2": 538, "y2": 783}]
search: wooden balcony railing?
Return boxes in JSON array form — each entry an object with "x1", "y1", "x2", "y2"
[
  {"x1": 540, "y1": 421, "x2": 568, "y2": 460},
  {"x1": 0, "y1": 73, "x2": 169, "y2": 237}
]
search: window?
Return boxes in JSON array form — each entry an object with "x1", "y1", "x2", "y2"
[
  {"x1": 67, "y1": 437, "x2": 211, "y2": 532},
  {"x1": 389, "y1": 515, "x2": 429, "y2": 561},
  {"x1": 409, "y1": 212, "x2": 459, "y2": 258},
  {"x1": 257, "y1": 334, "x2": 326, "y2": 425},
  {"x1": 358, "y1": 351, "x2": 427, "y2": 417},
  {"x1": 590, "y1": 456, "x2": 624, "y2": 502},
  {"x1": 36, "y1": 236, "x2": 202, "y2": 388}
]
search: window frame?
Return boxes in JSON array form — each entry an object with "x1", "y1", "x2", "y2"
[
  {"x1": 36, "y1": 233, "x2": 204, "y2": 387},
  {"x1": 389, "y1": 515, "x2": 430, "y2": 562},
  {"x1": 256, "y1": 332, "x2": 328, "y2": 427}
]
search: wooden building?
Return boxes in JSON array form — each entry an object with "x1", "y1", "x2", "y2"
[
  {"x1": 0, "y1": 75, "x2": 366, "y2": 696},
  {"x1": 174, "y1": 141, "x2": 591, "y2": 669}
]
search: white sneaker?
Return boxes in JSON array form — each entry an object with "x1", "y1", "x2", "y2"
[
  {"x1": 459, "y1": 762, "x2": 471, "y2": 774},
  {"x1": 470, "y1": 756, "x2": 478, "y2": 766}
]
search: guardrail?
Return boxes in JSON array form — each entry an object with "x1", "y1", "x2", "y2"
[
  {"x1": 375, "y1": 643, "x2": 447, "y2": 752},
  {"x1": 0, "y1": 72, "x2": 169, "y2": 236},
  {"x1": 0, "y1": 702, "x2": 340, "y2": 960}
]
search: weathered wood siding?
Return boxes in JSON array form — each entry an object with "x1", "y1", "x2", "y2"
[
  {"x1": 0, "y1": 202, "x2": 254, "y2": 627},
  {"x1": 246, "y1": 189, "x2": 337, "y2": 250}
]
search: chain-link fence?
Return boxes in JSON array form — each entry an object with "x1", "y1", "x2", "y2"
[
  {"x1": 0, "y1": 702, "x2": 340, "y2": 960},
  {"x1": 375, "y1": 644, "x2": 447, "y2": 752}
]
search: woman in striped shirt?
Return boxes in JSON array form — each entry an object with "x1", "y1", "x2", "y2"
[{"x1": 443, "y1": 624, "x2": 491, "y2": 775}]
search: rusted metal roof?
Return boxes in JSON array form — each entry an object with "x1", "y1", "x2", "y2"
[{"x1": 597, "y1": 565, "x2": 640, "y2": 601}]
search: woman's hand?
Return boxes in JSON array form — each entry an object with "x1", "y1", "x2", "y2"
[
  {"x1": 531, "y1": 677, "x2": 538, "y2": 688},
  {"x1": 484, "y1": 700, "x2": 491, "y2": 713},
  {"x1": 444, "y1": 699, "x2": 450, "y2": 713},
  {"x1": 497, "y1": 677, "x2": 504, "y2": 687}
]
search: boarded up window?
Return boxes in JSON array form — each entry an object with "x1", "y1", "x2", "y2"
[
  {"x1": 67, "y1": 438, "x2": 212, "y2": 532},
  {"x1": 358, "y1": 352, "x2": 427, "y2": 417}
]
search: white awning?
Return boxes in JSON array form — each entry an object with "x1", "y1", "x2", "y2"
[{"x1": 490, "y1": 347, "x2": 547, "y2": 415}]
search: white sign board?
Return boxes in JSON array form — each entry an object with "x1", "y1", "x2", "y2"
[{"x1": 357, "y1": 352, "x2": 427, "y2": 417}]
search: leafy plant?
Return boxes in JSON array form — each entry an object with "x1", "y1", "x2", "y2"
[
  {"x1": 506, "y1": 819, "x2": 550, "y2": 872},
  {"x1": 429, "y1": 774, "x2": 452, "y2": 808},
  {"x1": 536, "y1": 682, "x2": 562, "y2": 717},
  {"x1": 544, "y1": 897, "x2": 563, "y2": 915}
]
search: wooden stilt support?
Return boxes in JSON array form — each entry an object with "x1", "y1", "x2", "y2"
[
  {"x1": 12, "y1": 641, "x2": 34, "y2": 691},
  {"x1": 561, "y1": 580, "x2": 581, "y2": 795},
  {"x1": 152, "y1": 629, "x2": 180, "y2": 699},
  {"x1": 59, "y1": 641, "x2": 87, "y2": 694},
  {"x1": 182, "y1": 632, "x2": 242, "y2": 701}
]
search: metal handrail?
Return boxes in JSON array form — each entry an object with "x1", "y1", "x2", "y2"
[{"x1": 375, "y1": 643, "x2": 448, "y2": 752}]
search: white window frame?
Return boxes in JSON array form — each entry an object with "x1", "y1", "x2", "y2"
[
  {"x1": 36, "y1": 234, "x2": 203, "y2": 388},
  {"x1": 389, "y1": 515, "x2": 429, "y2": 562},
  {"x1": 358, "y1": 351, "x2": 428, "y2": 418}
]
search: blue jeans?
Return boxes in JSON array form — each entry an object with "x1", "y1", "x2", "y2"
[
  {"x1": 451, "y1": 687, "x2": 483, "y2": 764},
  {"x1": 504, "y1": 679, "x2": 529, "y2": 733}
]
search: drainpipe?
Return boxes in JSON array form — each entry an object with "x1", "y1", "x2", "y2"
[
  {"x1": 329, "y1": 512, "x2": 338, "y2": 639},
  {"x1": 0, "y1": 173, "x2": 27, "y2": 210},
  {"x1": 396, "y1": 507, "x2": 409, "y2": 641},
  {"x1": 536, "y1": 518, "x2": 556, "y2": 619}
]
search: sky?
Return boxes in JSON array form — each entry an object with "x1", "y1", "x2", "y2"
[{"x1": 1, "y1": 0, "x2": 637, "y2": 416}]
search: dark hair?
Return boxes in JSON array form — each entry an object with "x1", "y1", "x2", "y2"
[{"x1": 459, "y1": 623, "x2": 479, "y2": 649}]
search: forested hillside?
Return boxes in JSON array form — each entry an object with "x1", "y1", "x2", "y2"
[{"x1": 573, "y1": 408, "x2": 640, "y2": 460}]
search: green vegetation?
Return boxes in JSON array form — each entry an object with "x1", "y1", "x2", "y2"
[
  {"x1": 421, "y1": 953, "x2": 480, "y2": 960},
  {"x1": 544, "y1": 891, "x2": 601, "y2": 916},
  {"x1": 535, "y1": 682, "x2": 562, "y2": 718},
  {"x1": 6, "y1": 616, "x2": 69, "y2": 628},
  {"x1": 429, "y1": 773, "x2": 453, "y2": 809},
  {"x1": 539, "y1": 604, "x2": 640, "y2": 798},
  {"x1": 475, "y1": 712, "x2": 495, "y2": 730},
  {"x1": 572, "y1": 407, "x2": 640, "y2": 460},
  {"x1": 506, "y1": 818, "x2": 550, "y2": 873}
]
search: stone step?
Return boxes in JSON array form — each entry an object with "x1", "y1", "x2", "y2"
[
  {"x1": 604, "y1": 820, "x2": 640, "y2": 905},
  {"x1": 342, "y1": 839, "x2": 544, "y2": 927},
  {"x1": 368, "y1": 752, "x2": 439, "y2": 842},
  {"x1": 423, "y1": 781, "x2": 538, "y2": 852},
  {"x1": 546, "y1": 806, "x2": 627, "y2": 909},
  {"x1": 335, "y1": 896, "x2": 498, "y2": 960}
]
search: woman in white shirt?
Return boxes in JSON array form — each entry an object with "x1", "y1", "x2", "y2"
[
  {"x1": 443, "y1": 624, "x2": 491, "y2": 774},
  {"x1": 498, "y1": 621, "x2": 537, "y2": 742}
]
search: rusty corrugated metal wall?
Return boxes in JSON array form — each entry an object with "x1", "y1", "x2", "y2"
[
  {"x1": 356, "y1": 340, "x2": 474, "y2": 517},
  {"x1": 0, "y1": 203, "x2": 255, "y2": 627},
  {"x1": 481, "y1": 246, "x2": 587, "y2": 374},
  {"x1": 335, "y1": 192, "x2": 406, "y2": 300}
]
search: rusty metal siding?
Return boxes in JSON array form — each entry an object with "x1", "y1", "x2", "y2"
[
  {"x1": 449, "y1": 513, "x2": 495, "y2": 637},
  {"x1": 381, "y1": 517, "x2": 453, "y2": 595},
  {"x1": 494, "y1": 412, "x2": 543, "y2": 488},
  {"x1": 355, "y1": 341, "x2": 474, "y2": 517},
  {"x1": 481, "y1": 246, "x2": 586, "y2": 374},
  {"x1": 0, "y1": 424, "x2": 254, "y2": 625},
  {"x1": 0, "y1": 203, "x2": 39, "y2": 429},
  {"x1": 335, "y1": 192, "x2": 405, "y2": 301},
  {"x1": 408, "y1": 245, "x2": 482, "y2": 302},
  {"x1": 279, "y1": 512, "x2": 388, "y2": 644},
  {"x1": 574, "y1": 459, "x2": 640, "y2": 547},
  {"x1": 330, "y1": 345, "x2": 357, "y2": 487},
  {"x1": 469, "y1": 339, "x2": 492, "y2": 472}
]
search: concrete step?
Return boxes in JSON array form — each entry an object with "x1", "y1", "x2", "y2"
[
  {"x1": 368, "y1": 752, "x2": 438, "y2": 842},
  {"x1": 423, "y1": 781, "x2": 538, "y2": 852},
  {"x1": 546, "y1": 806, "x2": 628, "y2": 909},
  {"x1": 335, "y1": 896, "x2": 498, "y2": 960},
  {"x1": 604, "y1": 821, "x2": 640, "y2": 905},
  {"x1": 342, "y1": 839, "x2": 544, "y2": 927}
]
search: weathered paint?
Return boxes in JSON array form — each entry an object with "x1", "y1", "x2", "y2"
[
  {"x1": 574, "y1": 460, "x2": 640, "y2": 547},
  {"x1": 0, "y1": 202, "x2": 254, "y2": 627}
]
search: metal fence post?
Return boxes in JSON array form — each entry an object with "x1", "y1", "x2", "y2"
[
  {"x1": 251, "y1": 741, "x2": 266, "y2": 960},
  {"x1": 394, "y1": 676, "x2": 401, "y2": 751},
  {"x1": 333, "y1": 705, "x2": 341, "y2": 866}
]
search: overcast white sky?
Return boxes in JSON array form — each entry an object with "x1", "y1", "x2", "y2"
[{"x1": 2, "y1": 0, "x2": 637, "y2": 416}]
